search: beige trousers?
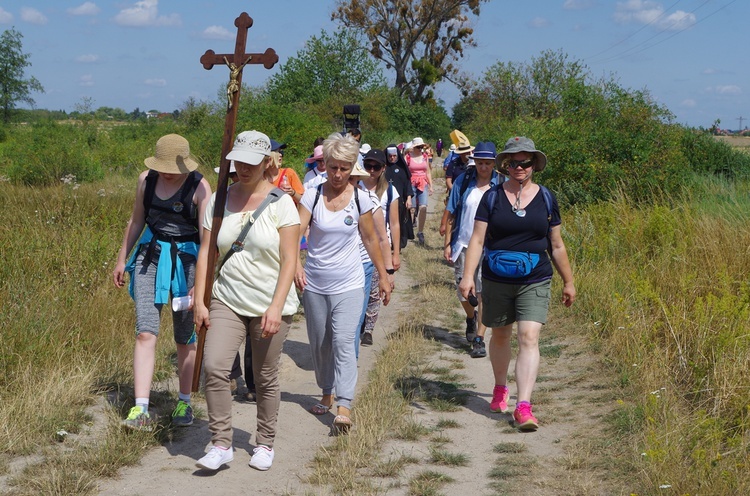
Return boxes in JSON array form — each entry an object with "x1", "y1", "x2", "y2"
[{"x1": 203, "y1": 299, "x2": 290, "y2": 448}]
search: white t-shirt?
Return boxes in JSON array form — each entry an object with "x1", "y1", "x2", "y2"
[
  {"x1": 303, "y1": 172, "x2": 327, "y2": 190},
  {"x1": 204, "y1": 191, "x2": 301, "y2": 317},
  {"x1": 452, "y1": 187, "x2": 485, "y2": 263},
  {"x1": 300, "y1": 185, "x2": 373, "y2": 294},
  {"x1": 303, "y1": 168, "x2": 326, "y2": 186},
  {"x1": 376, "y1": 184, "x2": 400, "y2": 245},
  {"x1": 358, "y1": 189, "x2": 382, "y2": 263}
]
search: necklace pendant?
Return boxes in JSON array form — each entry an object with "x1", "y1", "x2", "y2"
[{"x1": 515, "y1": 209, "x2": 526, "y2": 218}]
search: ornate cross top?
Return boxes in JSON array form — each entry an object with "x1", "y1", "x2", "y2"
[
  {"x1": 192, "y1": 12, "x2": 278, "y2": 392},
  {"x1": 199, "y1": 12, "x2": 278, "y2": 111}
]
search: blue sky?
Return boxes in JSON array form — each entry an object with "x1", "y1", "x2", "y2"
[{"x1": 2, "y1": 0, "x2": 747, "y2": 129}]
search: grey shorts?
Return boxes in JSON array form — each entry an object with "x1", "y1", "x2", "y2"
[
  {"x1": 453, "y1": 250, "x2": 482, "y2": 301},
  {"x1": 132, "y1": 251, "x2": 196, "y2": 345},
  {"x1": 481, "y1": 279, "x2": 551, "y2": 328}
]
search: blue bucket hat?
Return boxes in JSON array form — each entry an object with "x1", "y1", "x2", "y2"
[{"x1": 469, "y1": 141, "x2": 496, "y2": 160}]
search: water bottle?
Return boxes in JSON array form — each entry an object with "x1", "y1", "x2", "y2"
[{"x1": 281, "y1": 174, "x2": 289, "y2": 189}]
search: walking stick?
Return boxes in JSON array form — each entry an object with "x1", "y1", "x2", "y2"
[{"x1": 192, "y1": 12, "x2": 278, "y2": 392}]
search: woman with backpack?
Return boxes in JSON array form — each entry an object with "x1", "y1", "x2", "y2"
[
  {"x1": 295, "y1": 132, "x2": 392, "y2": 434},
  {"x1": 459, "y1": 136, "x2": 575, "y2": 432},
  {"x1": 113, "y1": 134, "x2": 212, "y2": 431}
]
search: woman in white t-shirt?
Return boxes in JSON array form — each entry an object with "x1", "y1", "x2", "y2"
[
  {"x1": 193, "y1": 130, "x2": 300, "y2": 472},
  {"x1": 295, "y1": 132, "x2": 392, "y2": 433},
  {"x1": 359, "y1": 148, "x2": 401, "y2": 346}
]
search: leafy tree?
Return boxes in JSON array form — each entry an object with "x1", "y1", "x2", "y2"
[
  {"x1": 332, "y1": 0, "x2": 487, "y2": 103},
  {"x1": 264, "y1": 28, "x2": 385, "y2": 106},
  {"x1": 0, "y1": 28, "x2": 44, "y2": 123}
]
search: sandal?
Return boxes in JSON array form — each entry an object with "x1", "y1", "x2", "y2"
[
  {"x1": 310, "y1": 403, "x2": 332, "y2": 416},
  {"x1": 332, "y1": 415, "x2": 352, "y2": 433}
]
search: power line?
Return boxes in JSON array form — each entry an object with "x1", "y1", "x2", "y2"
[
  {"x1": 588, "y1": 0, "x2": 711, "y2": 65},
  {"x1": 587, "y1": 0, "x2": 738, "y2": 66},
  {"x1": 585, "y1": 0, "x2": 684, "y2": 61}
]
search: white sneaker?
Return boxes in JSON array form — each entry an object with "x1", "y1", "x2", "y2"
[
  {"x1": 196, "y1": 445, "x2": 233, "y2": 471},
  {"x1": 248, "y1": 445, "x2": 274, "y2": 471}
]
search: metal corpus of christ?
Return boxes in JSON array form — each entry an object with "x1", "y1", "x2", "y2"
[{"x1": 192, "y1": 12, "x2": 278, "y2": 392}]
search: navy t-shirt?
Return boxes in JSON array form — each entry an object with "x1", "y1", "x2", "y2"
[
  {"x1": 475, "y1": 184, "x2": 561, "y2": 284},
  {"x1": 445, "y1": 155, "x2": 469, "y2": 183}
]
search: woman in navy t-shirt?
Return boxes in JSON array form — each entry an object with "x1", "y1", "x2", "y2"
[{"x1": 459, "y1": 136, "x2": 575, "y2": 432}]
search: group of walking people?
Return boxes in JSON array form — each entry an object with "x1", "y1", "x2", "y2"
[{"x1": 112, "y1": 127, "x2": 575, "y2": 474}]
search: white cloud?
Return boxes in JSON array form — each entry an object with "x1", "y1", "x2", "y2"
[
  {"x1": 21, "y1": 7, "x2": 48, "y2": 25},
  {"x1": 702, "y1": 68, "x2": 716, "y2": 75},
  {"x1": 79, "y1": 74, "x2": 94, "y2": 87},
  {"x1": 75, "y1": 54, "x2": 99, "y2": 63},
  {"x1": 529, "y1": 17, "x2": 550, "y2": 29},
  {"x1": 114, "y1": 0, "x2": 181, "y2": 27},
  {"x1": 680, "y1": 99, "x2": 696, "y2": 108},
  {"x1": 659, "y1": 10, "x2": 695, "y2": 31},
  {"x1": 564, "y1": 0, "x2": 596, "y2": 10},
  {"x1": 0, "y1": 7, "x2": 13, "y2": 23},
  {"x1": 144, "y1": 78, "x2": 167, "y2": 87},
  {"x1": 614, "y1": 1, "x2": 695, "y2": 31},
  {"x1": 716, "y1": 85, "x2": 741, "y2": 95},
  {"x1": 201, "y1": 25, "x2": 234, "y2": 40},
  {"x1": 68, "y1": 2, "x2": 100, "y2": 16}
]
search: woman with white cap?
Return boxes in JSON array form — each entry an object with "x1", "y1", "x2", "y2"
[
  {"x1": 192, "y1": 130, "x2": 300, "y2": 472},
  {"x1": 113, "y1": 134, "x2": 212, "y2": 431},
  {"x1": 459, "y1": 136, "x2": 575, "y2": 432}
]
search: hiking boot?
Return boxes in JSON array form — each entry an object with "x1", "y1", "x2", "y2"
[
  {"x1": 122, "y1": 405, "x2": 154, "y2": 432},
  {"x1": 490, "y1": 385, "x2": 509, "y2": 413},
  {"x1": 230, "y1": 378, "x2": 238, "y2": 395},
  {"x1": 171, "y1": 400, "x2": 194, "y2": 427},
  {"x1": 196, "y1": 445, "x2": 233, "y2": 471},
  {"x1": 470, "y1": 338, "x2": 486, "y2": 358},
  {"x1": 513, "y1": 402, "x2": 539, "y2": 431},
  {"x1": 361, "y1": 331, "x2": 373, "y2": 346},
  {"x1": 244, "y1": 390, "x2": 256, "y2": 402},
  {"x1": 417, "y1": 232, "x2": 425, "y2": 246},
  {"x1": 248, "y1": 445, "x2": 275, "y2": 471},
  {"x1": 465, "y1": 311, "x2": 477, "y2": 342}
]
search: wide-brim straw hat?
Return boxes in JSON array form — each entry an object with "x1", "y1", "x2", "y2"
[
  {"x1": 496, "y1": 136, "x2": 547, "y2": 172},
  {"x1": 450, "y1": 129, "x2": 474, "y2": 154},
  {"x1": 144, "y1": 134, "x2": 200, "y2": 174}
]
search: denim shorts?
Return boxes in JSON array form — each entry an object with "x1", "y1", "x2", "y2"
[
  {"x1": 481, "y1": 279, "x2": 551, "y2": 327},
  {"x1": 411, "y1": 184, "x2": 429, "y2": 208}
]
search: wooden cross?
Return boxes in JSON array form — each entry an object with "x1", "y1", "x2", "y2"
[{"x1": 192, "y1": 12, "x2": 278, "y2": 392}]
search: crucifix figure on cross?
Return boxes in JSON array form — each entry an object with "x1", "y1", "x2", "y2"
[
  {"x1": 223, "y1": 55, "x2": 251, "y2": 110},
  {"x1": 192, "y1": 12, "x2": 278, "y2": 392}
]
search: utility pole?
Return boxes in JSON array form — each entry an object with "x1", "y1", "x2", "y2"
[{"x1": 738, "y1": 116, "x2": 746, "y2": 131}]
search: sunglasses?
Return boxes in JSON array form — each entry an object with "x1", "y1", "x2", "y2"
[
  {"x1": 508, "y1": 159, "x2": 534, "y2": 169},
  {"x1": 364, "y1": 163, "x2": 383, "y2": 171}
]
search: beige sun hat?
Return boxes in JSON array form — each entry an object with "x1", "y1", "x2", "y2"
[
  {"x1": 350, "y1": 161, "x2": 370, "y2": 177},
  {"x1": 144, "y1": 134, "x2": 200, "y2": 174},
  {"x1": 449, "y1": 129, "x2": 474, "y2": 154}
]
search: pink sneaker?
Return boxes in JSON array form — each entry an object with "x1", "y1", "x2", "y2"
[
  {"x1": 490, "y1": 385, "x2": 509, "y2": 413},
  {"x1": 513, "y1": 402, "x2": 539, "y2": 431}
]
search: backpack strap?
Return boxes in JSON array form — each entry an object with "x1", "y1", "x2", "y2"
[
  {"x1": 312, "y1": 183, "x2": 361, "y2": 215},
  {"x1": 143, "y1": 169, "x2": 159, "y2": 216},
  {"x1": 385, "y1": 184, "x2": 393, "y2": 226},
  {"x1": 219, "y1": 187, "x2": 285, "y2": 272}
]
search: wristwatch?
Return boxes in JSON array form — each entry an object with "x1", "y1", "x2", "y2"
[{"x1": 386, "y1": 268, "x2": 396, "y2": 275}]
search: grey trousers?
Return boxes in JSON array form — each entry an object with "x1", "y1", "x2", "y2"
[
  {"x1": 203, "y1": 299, "x2": 291, "y2": 448},
  {"x1": 302, "y1": 288, "x2": 364, "y2": 410}
]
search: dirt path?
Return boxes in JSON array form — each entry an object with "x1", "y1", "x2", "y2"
[{"x1": 97, "y1": 165, "x2": 619, "y2": 495}]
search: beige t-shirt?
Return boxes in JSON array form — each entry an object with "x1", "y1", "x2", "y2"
[{"x1": 204, "y1": 191, "x2": 300, "y2": 317}]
